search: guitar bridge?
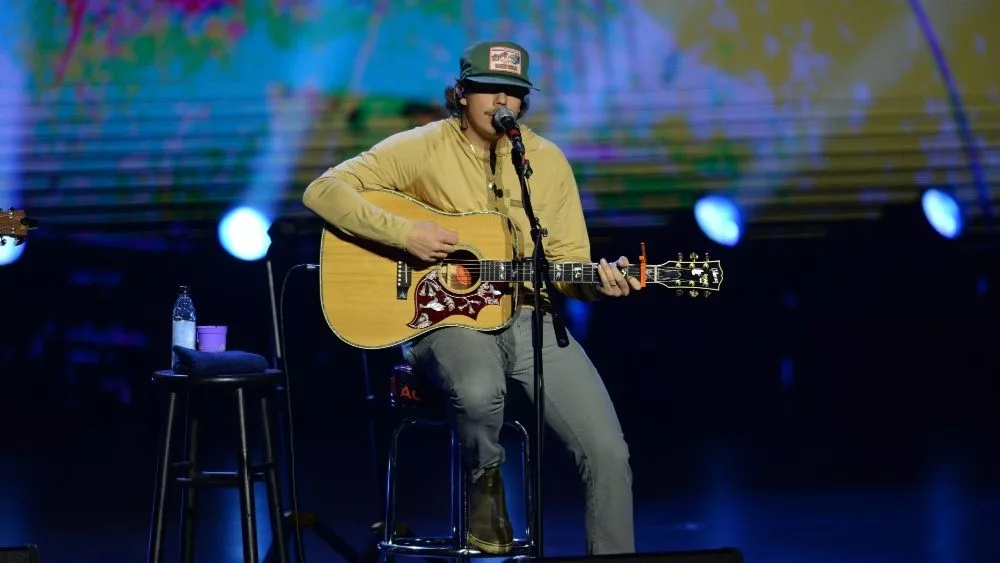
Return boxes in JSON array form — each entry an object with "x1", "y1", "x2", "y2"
[{"x1": 396, "y1": 261, "x2": 411, "y2": 299}]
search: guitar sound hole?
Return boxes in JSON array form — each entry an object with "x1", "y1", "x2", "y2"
[{"x1": 438, "y1": 249, "x2": 481, "y2": 294}]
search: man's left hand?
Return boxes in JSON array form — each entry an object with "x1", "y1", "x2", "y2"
[{"x1": 595, "y1": 256, "x2": 642, "y2": 297}]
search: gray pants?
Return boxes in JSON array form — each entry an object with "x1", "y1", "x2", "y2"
[{"x1": 402, "y1": 309, "x2": 635, "y2": 555}]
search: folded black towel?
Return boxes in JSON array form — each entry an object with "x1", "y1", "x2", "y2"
[{"x1": 172, "y1": 345, "x2": 269, "y2": 377}]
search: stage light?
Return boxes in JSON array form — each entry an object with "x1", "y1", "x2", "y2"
[
  {"x1": 218, "y1": 206, "x2": 271, "y2": 261},
  {"x1": 921, "y1": 189, "x2": 963, "y2": 239},
  {"x1": 694, "y1": 195, "x2": 743, "y2": 247},
  {"x1": 0, "y1": 239, "x2": 25, "y2": 266}
]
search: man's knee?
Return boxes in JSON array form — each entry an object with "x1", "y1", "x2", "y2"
[
  {"x1": 576, "y1": 431, "x2": 631, "y2": 479},
  {"x1": 596, "y1": 434, "x2": 631, "y2": 467},
  {"x1": 450, "y1": 373, "x2": 505, "y2": 422}
]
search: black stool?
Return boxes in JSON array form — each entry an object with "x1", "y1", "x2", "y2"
[
  {"x1": 147, "y1": 369, "x2": 290, "y2": 563},
  {"x1": 379, "y1": 363, "x2": 536, "y2": 560}
]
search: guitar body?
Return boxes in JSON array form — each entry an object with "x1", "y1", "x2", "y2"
[{"x1": 319, "y1": 189, "x2": 522, "y2": 349}]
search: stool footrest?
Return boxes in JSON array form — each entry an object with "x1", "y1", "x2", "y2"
[
  {"x1": 171, "y1": 461, "x2": 274, "y2": 472},
  {"x1": 174, "y1": 469, "x2": 270, "y2": 486},
  {"x1": 379, "y1": 537, "x2": 534, "y2": 558}
]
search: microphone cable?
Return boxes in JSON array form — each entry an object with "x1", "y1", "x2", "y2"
[{"x1": 276, "y1": 262, "x2": 318, "y2": 563}]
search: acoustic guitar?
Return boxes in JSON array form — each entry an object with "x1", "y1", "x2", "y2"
[
  {"x1": 0, "y1": 208, "x2": 37, "y2": 246},
  {"x1": 318, "y1": 189, "x2": 724, "y2": 349}
]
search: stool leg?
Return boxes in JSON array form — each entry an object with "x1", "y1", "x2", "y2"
[
  {"x1": 260, "y1": 395, "x2": 289, "y2": 563},
  {"x1": 236, "y1": 386, "x2": 260, "y2": 563},
  {"x1": 180, "y1": 391, "x2": 200, "y2": 563},
  {"x1": 515, "y1": 421, "x2": 534, "y2": 548},
  {"x1": 148, "y1": 390, "x2": 178, "y2": 563},
  {"x1": 451, "y1": 429, "x2": 465, "y2": 550},
  {"x1": 383, "y1": 419, "x2": 412, "y2": 545}
]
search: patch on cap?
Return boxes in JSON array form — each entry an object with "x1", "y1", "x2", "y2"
[{"x1": 488, "y1": 46, "x2": 523, "y2": 75}]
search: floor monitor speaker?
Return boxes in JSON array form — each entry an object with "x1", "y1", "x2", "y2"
[{"x1": 0, "y1": 545, "x2": 40, "y2": 563}]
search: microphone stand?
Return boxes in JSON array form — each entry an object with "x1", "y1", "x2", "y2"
[{"x1": 510, "y1": 137, "x2": 570, "y2": 561}]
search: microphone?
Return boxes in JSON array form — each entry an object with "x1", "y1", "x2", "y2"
[{"x1": 492, "y1": 107, "x2": 526, "y2": 156}]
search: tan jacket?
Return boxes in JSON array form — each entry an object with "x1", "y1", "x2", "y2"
[{"x1": 302, "y1": 117, "x2": 600, "y2": 302}]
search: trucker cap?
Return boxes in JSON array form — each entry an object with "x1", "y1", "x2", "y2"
[{"x1": 458, "y1": 40, "x2": 538, "y2": 90}]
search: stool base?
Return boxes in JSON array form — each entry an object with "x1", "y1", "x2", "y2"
[
  {"x1": 380, "y1": 364, "x2": 537, "y2": 561},
  {"x1": 378, "y1": 536, "x2": 534, "y2": 559}
]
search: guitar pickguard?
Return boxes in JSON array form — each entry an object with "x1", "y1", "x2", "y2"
[{"x1": 407, "y1": 269, "x2": 503, "y2": 329}]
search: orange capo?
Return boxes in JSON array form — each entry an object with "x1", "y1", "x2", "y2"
[{"x1": 638, "y1": 242, "x2": 647, "y2": 288}]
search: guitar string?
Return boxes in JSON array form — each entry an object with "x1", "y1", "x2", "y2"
[
  {"x1": 411, "y1": 261, "x2": 695, "y2": 273},
  {"x1": 409, "y1": 263, "x2": 684, "y2": 271},
  {"x1": 422, "y1": 258, "x2": 704, "y2": 269},
  {"x1": 410, "y1": 263, "x2": 693, "y2": 274},
  {"x1": 414, "y1": 259, "x2": 697, "y2": 269},
  {"x1": 404, "y1": 261, "x2": 697, "y2": 282}
]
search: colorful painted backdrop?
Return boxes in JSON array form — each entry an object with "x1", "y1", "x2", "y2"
[{"x1": 1, "y1": 0, "x2": 997, "y2": 231}]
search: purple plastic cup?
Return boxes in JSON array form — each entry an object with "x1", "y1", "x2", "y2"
[{"x1": 196, "y1": 325, "x2": 227, "y2": 352}]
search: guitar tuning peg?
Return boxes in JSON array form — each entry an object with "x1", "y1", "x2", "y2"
[
  {"x1": 705, "y1": 252, "x2": 710, "y2": 260},
  {"x1": 704, "y1": 291, "x2": 711, "y2": 298},
  {"x1": 688, "y1": 290, "x2": 699, "y2": 297},
  {"x1": 689, "y1": 252, "x2": 699, "y2": 261},
  {"x1": 675, "y1": 289, "x2": 683, "y2": 297},
  {"x1": 677, "y1": 252, "x2": 683, "y2": 261}
]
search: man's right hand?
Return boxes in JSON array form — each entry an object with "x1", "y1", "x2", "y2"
[{"x1": 404, "y1": 221, "x2": 459, "y2": 262}]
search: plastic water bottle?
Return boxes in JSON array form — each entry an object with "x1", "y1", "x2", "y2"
[{"x1": 171, "y1": 285, "x2": 197, "y2": 371}]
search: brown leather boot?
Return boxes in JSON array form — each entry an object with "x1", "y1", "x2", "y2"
[{"x1": 466, "y1": 464, "x2": 514, "y2": 554}]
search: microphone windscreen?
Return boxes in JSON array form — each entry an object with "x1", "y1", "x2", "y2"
[{"x1": 492, "y1": 107, "x2": 517, "y2": 130}]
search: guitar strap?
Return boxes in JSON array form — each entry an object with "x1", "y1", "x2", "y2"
[{"x1": 542, "y1": 267, "x2": 571, "y2": 348}]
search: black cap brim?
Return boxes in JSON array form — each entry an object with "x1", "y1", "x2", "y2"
[{"x1": 463, "y1": 74, "x2": 541, "y2": 92}]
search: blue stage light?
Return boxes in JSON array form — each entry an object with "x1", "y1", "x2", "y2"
[
  {"x1": 0, "y1": 239, "x2": 25, "y2": 266},
  {"x1": 218, "y1": 206, "x2": 271, "y2": 261},
  {"x1": 921, "y1": 189, "x2": 962, "y2": 239},
  {"x1": 694, "y1": 195, "x2": 743, "y2": 247}
]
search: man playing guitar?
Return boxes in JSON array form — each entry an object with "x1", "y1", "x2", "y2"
[{"x1": 302, "y1": 41, "x2": 641, "y2": 556}]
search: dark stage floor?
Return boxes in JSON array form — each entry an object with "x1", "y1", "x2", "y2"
[{"x1": 2, "y1": 389, "x2": 998, "y2": 563}]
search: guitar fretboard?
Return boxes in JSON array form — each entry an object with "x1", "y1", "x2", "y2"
[{"x1": 481, "y1": 261, "x2": 647, "y2": 284}]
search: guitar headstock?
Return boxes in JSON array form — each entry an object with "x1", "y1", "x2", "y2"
[
  {"x1": 0, "y1": 208, "x2": 38, "y2": 246},
  {"x1": 646, "y1": 252, "x2": 724, "y2": 297}
]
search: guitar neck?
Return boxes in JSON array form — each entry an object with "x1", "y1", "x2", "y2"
[{"x1": 479, "y1": 260, "x2": 651, "y2": 284}]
